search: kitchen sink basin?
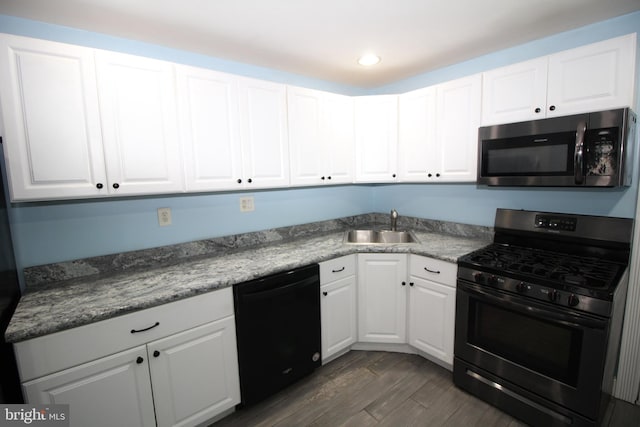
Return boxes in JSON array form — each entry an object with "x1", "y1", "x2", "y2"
[{"x1": 344, "y1": 229, "x2": 419, "y2": 244}]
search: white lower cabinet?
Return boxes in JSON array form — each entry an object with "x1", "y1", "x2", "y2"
[
  {"x1": 357, "y1": 253, "x2": 408, "y2": 343},
  {"x1": 408, "y1": 255, "x2": 457, "y2": 365},
  {"x1": 347, "y1": 253, "x2": 457, "y2": 368},
  {"x1": 16, "y1": 289, "x2": 240, "y2": 427},
  {"x1": 319, "y1": 255, "x2": 357, "y2": 362},
  {"x1": 23, "y1": 345, "x2": 156, "y2": 427}
]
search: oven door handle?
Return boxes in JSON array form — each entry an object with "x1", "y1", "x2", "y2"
[{"x1": 460, "y1": 282, "x2": 607, "y2": 330}]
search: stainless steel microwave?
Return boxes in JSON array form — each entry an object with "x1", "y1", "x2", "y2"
[{"x1": 477, "y1": 108, "x2": 637, "y2": 187}]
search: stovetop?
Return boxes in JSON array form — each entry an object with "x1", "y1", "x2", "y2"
[
  {"x1": 459, "y1": 242, "x2": 625, "y2": 292},
  {"x1": 456, "y1": 209, "x2": 632, "y2": 316},
  {"x1": 457, "y1": 242, "x2": 627, "y2": 311}
]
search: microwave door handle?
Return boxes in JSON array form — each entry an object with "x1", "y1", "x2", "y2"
[{"x1": 574, "y1": 121, "x2": 587, "y2": 184}]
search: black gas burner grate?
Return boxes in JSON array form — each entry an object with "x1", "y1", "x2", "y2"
[{"x1": 462, "y1": 243, "x2": 622, "y2": 290}]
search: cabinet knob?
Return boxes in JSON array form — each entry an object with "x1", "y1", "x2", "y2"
[
  {"x1": 327, "y1": 176, "x2": 331, "y2": 180},
  {"x1": 321, "y1": 176, "x2": 325, "y2": 180},
  {"x1": 402, "y1": 281, "x2": 406, "y2": 286},
  {"x1": 534, "y1": 107, "x2": 541, "y2": 113},
  {"x1": 392, "y1": 174, "x2": 396, "y2": 178},
  {"x1": 435, "y1": 173, "x2": 440, "y2": 178},
  {"x1": 549, "y1": 105, "x2": 556, "y2": 111},
  {"x1": 409, "y1": 282, "x2": 414, "y2": 287},
  {"x1": 153, "y1": 350, "x2": 160, "y2": 358},
  {"x1": 322, "y1": 291, "x2": 328, "y2": 296},
  {"x1": 427, "y1": 173, "x2": 432, "y2": 177},
  {"x1": 112, "y1": 183, "x2": 120, "y2": 189},
  {"x1": 237, "y1": 179, "x2": 242, "y2": 184},
  {"x1": 136, "y1": 356, "x2": 144, "y2": 364},
  {"x1": 247, "y1": 178, "x2": 253, "y2": 184},
  {"x1": 96, "y1": 183, "x2": 103, "y2": 189}
]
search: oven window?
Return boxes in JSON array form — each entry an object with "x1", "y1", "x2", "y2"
[{"x1": 468, "y1": 299, "x2": 582, "y2": 386}]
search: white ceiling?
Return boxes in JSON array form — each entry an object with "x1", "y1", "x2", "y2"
[{"x1": 1, "y1": 0, "x2": 639, "y2": 88}]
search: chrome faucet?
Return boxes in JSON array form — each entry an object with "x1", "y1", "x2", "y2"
[{"x1": 390, "y1": 209, "x2": 398, "y2": 231}]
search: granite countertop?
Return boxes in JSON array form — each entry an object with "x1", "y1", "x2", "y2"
[{"x1": 6, "y1": 214, "x2": 492, "y2": 343}]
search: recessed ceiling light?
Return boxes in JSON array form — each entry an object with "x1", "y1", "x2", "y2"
[{"x1": 358, "y1": 54, "x2": 381, "y2": 66}]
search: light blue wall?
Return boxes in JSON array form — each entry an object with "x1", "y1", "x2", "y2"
[
  {"x1": 1, "y1": 12, "x2": 640, "y2": 271},
  {"x1": 9, "y1": 186, "x2": 374, "y2": 267}
]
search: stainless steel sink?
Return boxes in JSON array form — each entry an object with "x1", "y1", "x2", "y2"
[{"x1": 344, "y1": 229, "x2": 419, "y2": 244}]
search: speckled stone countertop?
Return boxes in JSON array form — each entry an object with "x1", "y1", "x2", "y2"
[{"x1": 6, "y1": 213, "x2": 492, "y2": 343}]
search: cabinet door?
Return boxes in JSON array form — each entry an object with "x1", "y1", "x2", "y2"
[
  {"x1": 177, "y1": 65, "x2": 244, "y2": 192},
  {"x1": 147, "y1": 317, "x2": 240, "y2": 427},
  {"x1": 481, "y1": 57, "x2": 548, "y2": 125},
  {"x1": 354, "y1": 96, "x2": 398, "y2": 182},
  {"x1": 22, "y1": 346, "x2": 155, "y2": 427},
  {"x1": 0, "y1": 35, "x2": 107, "y2": 201},
  {"x1": 398, "y1": 86, "x2": 437, "y2": 182},
  {"x1": 357, "y1": 253, "x2": 407, "y2": 343},
  {"x1": 547, "y1": 34, "x2": 636, "y2": 117},
  {"x1": 238, "y1": 77, "x2": 289, "y2": 188},
  {"x1": 408, "y1": 276, "x2": 456, "y2": 365},
  {"x1": 287, "y1": 86, "x2": 324, "y2": 186},
  {"x1": 436, "y1": 74, "x2": 481, "y2": 182},
  {"x1": 321, "y1": 275, "x2": 357, "y2": 361},
  {"x1": 96, "y1": 51, "x2": 183, "y2": 196},
  {"x1": 323, "y1": 92, "x2": 355, "y2": 184}
]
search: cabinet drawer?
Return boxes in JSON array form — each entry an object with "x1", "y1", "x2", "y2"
[
  {"x1": 320, "y1": 254, "x2": 356, "y2": 284},
  {"x1": 409, "y1": 255, "x2": 456, "y2": 286},
  {"x1": 14, "y1": 287, "x2": 233, "y2": 381}
]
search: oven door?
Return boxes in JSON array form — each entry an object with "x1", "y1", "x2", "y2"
[{"x1": 454, "y1": 280, "x2": 608, "y2": 421}]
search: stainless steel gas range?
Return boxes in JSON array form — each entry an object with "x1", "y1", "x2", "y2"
[{"x1": 454, "y1": 208, "x2": 633, "y2": 427}]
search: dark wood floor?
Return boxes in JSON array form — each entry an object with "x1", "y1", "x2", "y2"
[{"x1": 213, "y1": 350, "x2": 640, "y2": 427}]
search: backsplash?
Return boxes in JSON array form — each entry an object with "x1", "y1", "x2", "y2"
[{"x1": 23, "y1": 213, "x2": 492, "y2": 290}]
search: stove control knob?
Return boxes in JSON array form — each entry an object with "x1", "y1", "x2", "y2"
[
  {"x1": 547, "y1": 290, "x2": 559, "y2": 302},
  {"x1": 487, "y1": 275, "x2": 498, "y2": 285},
  {"x1": 516, "y1": 282, "x2": 528, "y2": 293},
  {"x1": 473, "y1": 272, "x2": 485, "y2": 284},
  {"x1": 568, "y1": 294, "x2": 580, "y2": 307}
]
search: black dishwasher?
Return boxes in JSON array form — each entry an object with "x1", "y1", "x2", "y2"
[{"x1": 233, "y1": 264, "x2": 321, "y2": 407}]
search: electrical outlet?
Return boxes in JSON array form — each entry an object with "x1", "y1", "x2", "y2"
[
  {"x1": 240, "y1": 196, "x2": 255, "y2": 212},
  {"x1": 157, "y1": 207, "x2": 172, "y2": 226}
]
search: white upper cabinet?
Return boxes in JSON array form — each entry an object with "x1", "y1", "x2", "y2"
[
  {"x1": 546, "y1": 34, "x2": 636, "y2": 117},
  {"x1": 481, "y1": 57, "x2": 548, "y2": 125},
  {"x1": 288, "y1": 86, "x2": 354, "y2": 186},
  {"x1": 482, "y1": 34, "x2": 636, "y2": 125},
  {"x1": 322, "y1": 92, "x2": 355, "y2": 184},
  {"x1": 0, "y1": 35, "x2": 107, "y2": 201},
  {"x1": 95, "y1": 51, "x2": 184, "y2": 196},
  {"x1": 398, "y1": 86, "x2": 437, "y2": 182},
  {"x1": 398, "y1": 74, "x2": 481, "y2": 182},
  {"x1": 437, "y1": 74, "x2": 482, "y2": 181},
  {"x1": 354, "y1": 95, "x2": 398, "y2": 182},
  {"x1": 176, "y1": 65, "x2": 244, "y2": 192},
  {"x1": 237, "y1": 77, "x2": 290, "y2": 189}
]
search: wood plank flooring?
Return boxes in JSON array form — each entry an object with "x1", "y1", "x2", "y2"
[{"x1": 212, "y1": 350, "x2": 640, "y2": 427}]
